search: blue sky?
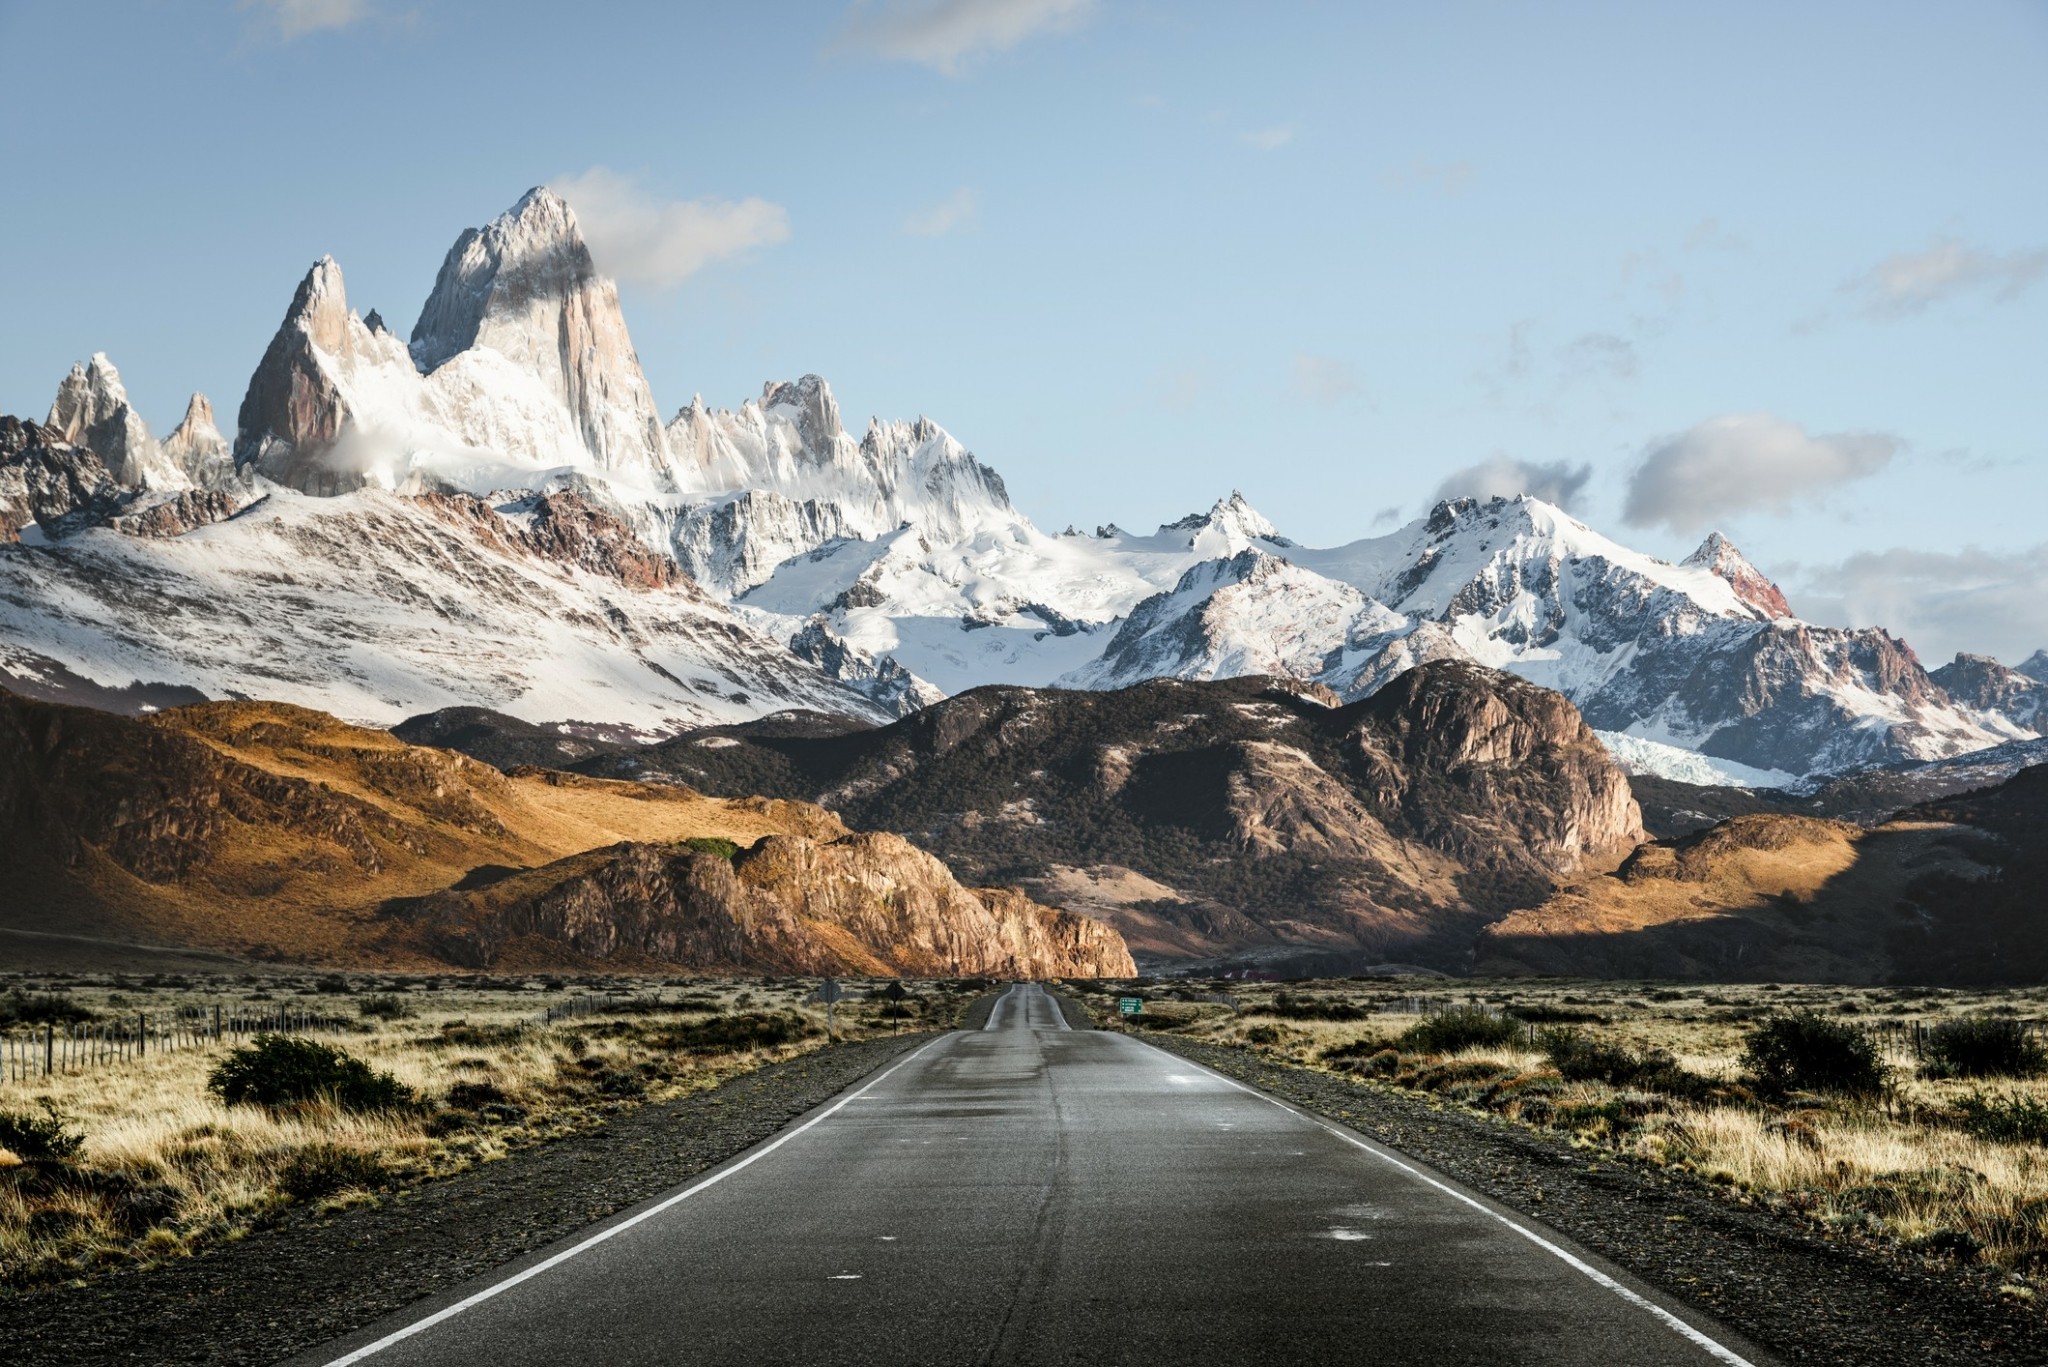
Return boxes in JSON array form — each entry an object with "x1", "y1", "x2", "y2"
[{"x1": 3, "y1": 0, "x2": 2045, "y2": 659}]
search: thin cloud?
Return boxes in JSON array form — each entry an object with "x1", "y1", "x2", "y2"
[
  {"x1": 239, "y1": 0, "x2": 372, "y2": 40},
  {"x1": 1624, "y1": 413, "x2": 1898, "y2": 534},
  {"x1": 903, "y1": 188, "x2": 978, "y2": 237},
  {"x1": 1683, "y1": 216, "x2": 1747, "y2": 253},
  {"x1": 1385, "y1": 159, "x2": 1474, "y2": 196},
  {"x1": 1797, "y1": 543, "x2": 2048, "y2": 666},
  {"x1": 1372, "y1": 505, "x2": 1403, "y2": 527},
  {"x1": 1435, "y1": 455, "x2": 1592, "y2": 511},
  {"x1": 834, "y1": 0, "x2": 1094, "y2": 76},
  {"x1": 1290, "y1": 354, "x2": 1360, "y2": 405},
  {"x1": 1845, "y1": 238, "x2": 2048, "y2": 318},
  {"x1": 1239, "y1": 125, "x2": 1296, "y2": 152},
  {"x1": 1558, "y1": 333, "x2": 1637, "y2": 383},
  {"x1": 550, "y1": 169, "x2": 790, "y2": 290}
]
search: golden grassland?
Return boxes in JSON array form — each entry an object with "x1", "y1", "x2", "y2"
[
  {"x1": 1085, "y1": 976, "x2": 2048, "y2": 1280},
  {"x1": 0, "y1": 970, "x2": 970, "y2": 1288}
]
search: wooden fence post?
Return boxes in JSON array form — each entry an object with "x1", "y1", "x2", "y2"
[{"x1": 44, "y1": 1022, "x2": 53, "y2": 1077}]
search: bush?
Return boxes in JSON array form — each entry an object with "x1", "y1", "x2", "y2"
[
  {"x1": 657, "y1": 1011, "x2": 816, "y2": 1053},
  {"x1": 1399, "y1": 1008, "x2": 1525, "y2": 1055},
  {"x1": 682, "y1": 836, "x2": 742, "y2": 861},
  {"x1": 1742, "y1": 1010, "x2": 1887, "y2": 1097},
  {"x1": 277, "y1": 1144, "x2": 386, "y2": 1200},
  {"x1": 1954, "y1": 1091, "x2": 2048, "y2": 1145},
  {"x1": 1259, "y1": 991, "x2": 1370, "y2": 1022},
  {"x1": 356, "y1": 994, "x2": 413, "y2": 1021},
  {"x1": 1243, "y1": 1024, "x2": 1282, "y2": 1046},
  {"x1": 1923, "y1": 1017, "x2": 2048, "y2": 1080},
  {"x1": 0, "y1": 990, "x2": 96, "y2": 1026},
  {"x1": 1540, "y1": 1028, "x2": 1714, "y2": 1099},
  {"x1": 0, "y1": 1100, "x2": 84, "y2": 1161},
  {"x1": 208, "y1": 1035, "x2": 414, "y2": 1112}
]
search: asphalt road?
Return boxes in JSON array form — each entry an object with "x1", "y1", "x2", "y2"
[{"x1": 290, "y1": 984, "x2": 1777, "y2": 1367}]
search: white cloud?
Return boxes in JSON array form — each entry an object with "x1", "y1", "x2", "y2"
[
  {"x1": 1797, "y1": 544, "x2": 2048, "y2": 666},
  {"x1": 1845, "y1": 238, "x2": 2048, "y2": 317},
  {"x1": 1434, "y1": 455, "x2": 1592, "y2": 511},
  {"x1": 1623, "y1": 413, "x2": 1898, "y2": 533},
  {"x1": 550, "y1": 169, "x2": 790, "y2": 290},
  {"x1": 834, "y1": 0, "x2": 1094, "y2": 76},
  {"x1": 239, "y1": 0, "x2": 372, "y2": 39},
  {"x1": 1239, "y1": 125, "x2": 1296, "y2": 152},
  {"x1": 1289, "y1": 354, "x2": 1359, "y2": 405},
  {"x1": 1385, "y1": 159, "x2": 1474, "y2": 195},
  {"x1": 903, "y1": 188, "x2": 979, "y2": 237}
]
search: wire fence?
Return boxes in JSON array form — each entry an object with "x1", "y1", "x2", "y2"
[{"x1": 3, "y1": 1005, "x2": 346, "y2": 1084}]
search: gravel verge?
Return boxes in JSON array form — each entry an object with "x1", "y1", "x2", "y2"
[
  {"x1": 1145, "y1": 1034, "x2": 2048, "y2": 1367},
  {"x1": 0, "y1": 1034, "x2": 933, "y2": 1367}
]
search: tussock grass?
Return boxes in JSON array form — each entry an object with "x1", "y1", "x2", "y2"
[{"x1": 0, "y1": 973, "x2": 959, "y2": 1286}]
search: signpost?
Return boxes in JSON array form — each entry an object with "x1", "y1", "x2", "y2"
[
  {"x1": 818, "y1": 978, "x2": 843, "y2": 1040},
  {"x1": 883, "y1": 980, "x2": 908, "y2": 1035},
  {"x1": 1118, "y1": 997, "x2": 1144, "y2": 1018}
]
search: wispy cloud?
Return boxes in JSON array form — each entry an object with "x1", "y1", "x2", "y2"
[
  {"x1": 1289, "y1": 354, "x2": 1360, "y2": 405},
  {"x1": 1385, "y1": 159, "x2": 1474, "y2": 196},
  {"x1": 1844, "y1": 237, "x2": 2048, "y2": 318},
  {"x1": 903, "y1": 188, "x2": 979, "y2": 237},
  {"x1": 1558, "y1": 332, "x2": 1637, "y2": 383},
  {"x1": 1797, "y1": 543, "x2": 2048, "y2": 666},
  {"x1": 550, "y1": 169, "x2": 790, "y2": 290},
  {"x1": 239, "y1": 0, "x2": 373, "y2": 40},
  {"x1": 833, "y1": 0, "x2": 1094, "y2": 76},
  {"x1": 1435, "y1": 455, "x2": 1592, "y2": 512},
  {"x1": 1239, "y1": 124, "x2": 1296, "y2": 152},
  {"x1": 1623, "y1": 413, "x2": 1898, "y2": 533}
]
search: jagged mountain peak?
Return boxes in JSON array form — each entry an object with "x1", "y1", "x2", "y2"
[
  {"x1": 45, "y1": 351, "x2": 183, "y2": 492},
  {"x1": 1682, "y1": 529, "x2": 1792, "y2": 619},
  {"x1": 760, "y1": 374, "x2": 847, "y2": 455},
  {"x1": 410, "y1": 186, "x2": 595, "y2": 372},
  {"x1": 2019, "y1": 650, "x2": 2048, "y2": 684}
]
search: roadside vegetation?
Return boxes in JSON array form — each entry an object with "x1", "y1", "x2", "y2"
[
  {"x1": 1080, "y1": 977, "x2": 2048, "y2": 1276},
  {"x1": 0, "y1": 972, "x2": 968, "y2": 1287}
]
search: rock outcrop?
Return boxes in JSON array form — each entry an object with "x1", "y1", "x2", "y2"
[
  {"x1": 1682, "y1": 531, "x2": 1792, "y2": 619},
  {"x1": 46, "y1": 354, "x2": 186, "y2": 491},
  {"x1": 0, "y1": 415, "x2": 123, "y2": 540},
  {"x1": 161, "y1": 392, "x2": 236, "y2": 489},
  {"x1": 404, "y1": 831, "x2": 1134, "y2": 977},
  {"x1": 1930, "y1": 652, "x2": 2047, "y2": 732}
]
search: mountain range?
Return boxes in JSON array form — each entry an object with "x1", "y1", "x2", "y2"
[{"x1": 3, "y1": 185, "x2": 2042, "y2": 789}]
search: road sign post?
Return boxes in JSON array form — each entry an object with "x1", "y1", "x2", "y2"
[
  {"x1": 1118, "y1": 997, "x2": 1143, "y2": 1019},
  {"x1": 818, "y1": 978, "x2": 843, "y2": 1040}
]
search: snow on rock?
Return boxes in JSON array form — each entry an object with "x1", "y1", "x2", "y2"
[
  {"x1": 161, "y1": 393, "x2": 237, "y2": 490},
  {"x1": 1930, "y1": 653, "x2": 2048, "y2": 733},
  {"x1": 1682, "y1": 531, "x2": 1792, "y2": 619},
  {"x1": 2017, "y1": 650, "x2": 2048, "y2": 685},
  {"x1": 1593, "y1": 729, "x2": 1801, "y2": 790},
  {"x1": 47, "y1": 354, "x2": 188, "y2": 492},
  {"x1": 0, "y1": 485, "x2": 884, "y2": 733}
]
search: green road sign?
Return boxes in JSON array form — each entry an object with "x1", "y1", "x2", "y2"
[{"x1": 1118, "y1": 997, "x2": 1144, "y2": 1016}]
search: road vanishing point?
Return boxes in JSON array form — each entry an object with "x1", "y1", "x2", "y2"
[{"x1": 293, "y1": 983, "x2": 1777, "y2": 1366}]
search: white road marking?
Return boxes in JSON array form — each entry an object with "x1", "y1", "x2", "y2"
[
  {"x1": 317, "y1": 1035, "x2": 950, "y2": 1366},
  {"x1": 1139, "y1": 1040, "x2": 1761, "y2": 1367}
]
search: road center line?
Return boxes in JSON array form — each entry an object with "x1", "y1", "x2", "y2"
[
  {"x1": 318, "y1": 1035, "x2": 951, "y2": 1366},
  {"x1": 1139, "y1": 1040, "x2": 1760, "y2": 1367}
]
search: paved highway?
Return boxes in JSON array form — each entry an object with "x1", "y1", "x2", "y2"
[{"x1": 291, "y1": 983, "x2": 1775, "y2": 1366}]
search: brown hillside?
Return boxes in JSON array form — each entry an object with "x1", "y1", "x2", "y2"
[
  {"x1": 0, "y1": 690, "x2": 1130, "y2": 976},
  {"x1": 1475, "y1": 812, "x2": 1996, "y2": 981}
]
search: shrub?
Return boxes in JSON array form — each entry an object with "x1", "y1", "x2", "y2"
[
  {"x1": 1509, "y1": 1004, "x2": 1611, "y2": 1025},
  {"x1": 1954, "y1": 1091, "x2": 2048, "y2": 1145},
  {"x1": 658, "y1": 1011, "x2": 816, "y2": 1053},
  {"x1": 1260, "y1": 991, "x2": 1370, "y2": 1022},
  {"x1": 682, "y1": 837, "x2": 742, "y2": 861},
  {"x1": 314, "y1": 974, "x2": 352, "y2": 995},
  {"x1": 277, "y1": 1144, "x2": 386, "y2": 1200},
  {"x1": 0, "y1": 990, "x2": 96, "y2": 1026},
  {"x1": 1742, "y1": 1010, "x2": 1887, "y2": 1097},
  {"x1": 1540, "y1": 1028, "x2": 1715, "y2": 1100},
  {"x1": 1923, "y1": 1017, "x2": 2048, "y2": 1080},
  {"x1": 356, "y1": 994, "x2": 413, "y2": 1021},
  {"x1": 1320, "y1": 1035, "x2": 1391, "y2": 1061},
  {"x1": 1398, "y1": 1008, "x2": 1525, "y2": 1055},
  {"x1": 208, "y1": 1035, "x2": 414, "y2": 1112},
  {"x1": 0, "y1": 1100, "x2": 84, "y2": 1161},
  {"x1": 1243, "y1": 1024, "x2": 1282, "y2": 1046}
]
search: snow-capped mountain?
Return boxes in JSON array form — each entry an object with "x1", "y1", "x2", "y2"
[{"x1": 2, "y1": 185, "x2": 2039, "y2": 781}]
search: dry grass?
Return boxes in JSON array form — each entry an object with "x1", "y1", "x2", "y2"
[
  {"x1": 1088, "y1": 976, "x2": 2048, "y2": 1271},
  {"x1": 0, "y1": 970, "x2": 969, "y2": 1287}
]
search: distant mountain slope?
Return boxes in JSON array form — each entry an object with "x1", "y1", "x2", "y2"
[
  {"x1": 0, "y1": 688, "x2": 1128, "y2": 977},
  {"x1": 1477, "y1": 762, "x2": 2048, "y2": 983},
  {"x1": 404, "y1": 662, "x2": 1644, "y2": 973}
]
